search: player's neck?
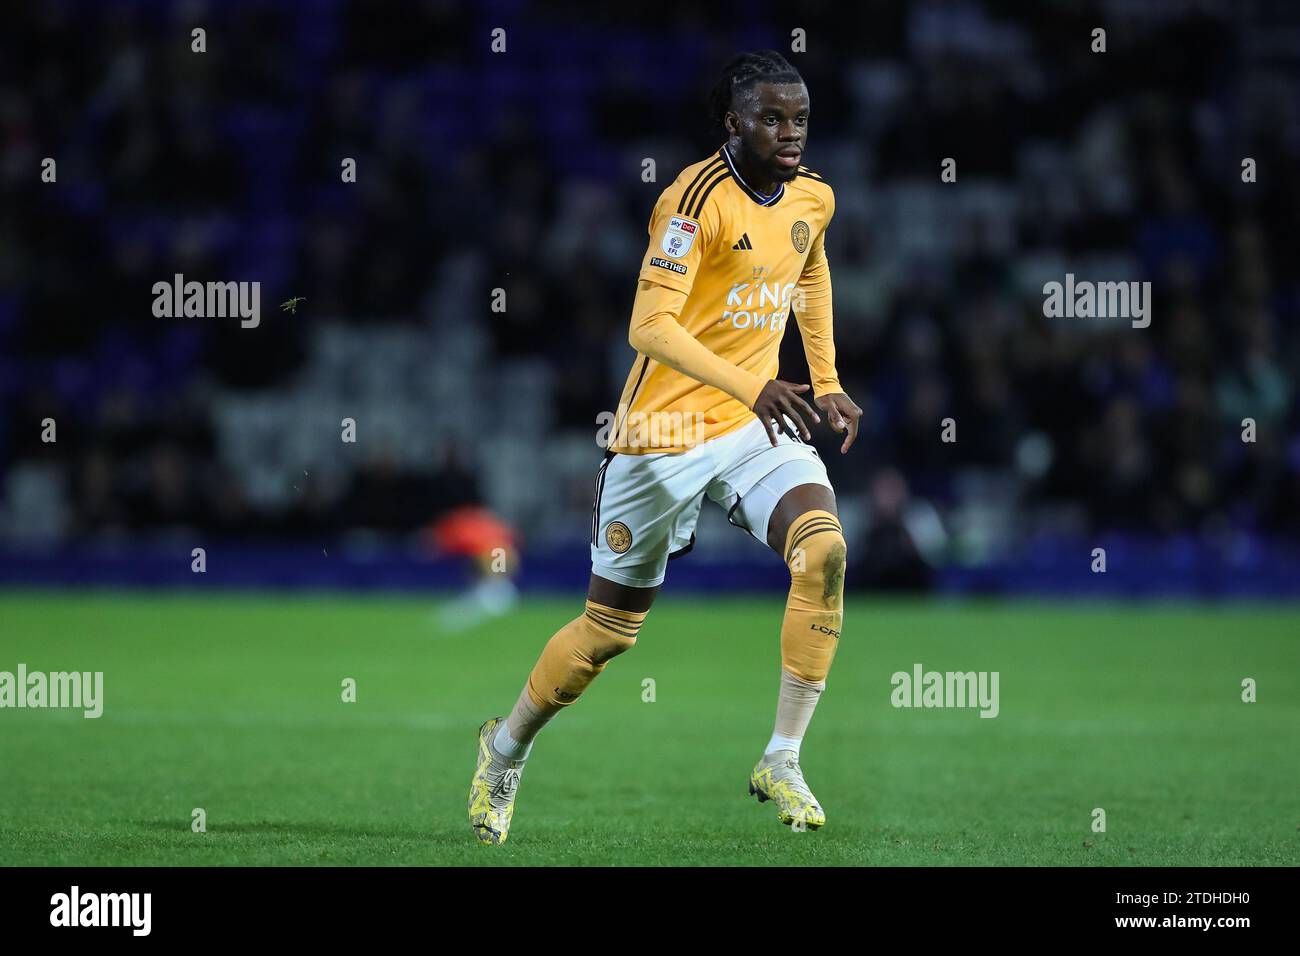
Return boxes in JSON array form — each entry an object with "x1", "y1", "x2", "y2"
[{"x1": 724, "y1": 143, "x2": 778, "y2": 199}]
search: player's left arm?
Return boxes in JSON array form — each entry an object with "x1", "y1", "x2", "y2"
[{"x1": 795, "y1": 190, "x2": 862, "y2": 454}]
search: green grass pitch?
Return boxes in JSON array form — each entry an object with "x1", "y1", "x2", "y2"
[{"x1": 0, "y1": 591, "x2": 1296, "y2": 866}]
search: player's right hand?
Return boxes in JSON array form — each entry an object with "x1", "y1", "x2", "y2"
[{"x1": 753, "y1": 379, "x2": 819, "y2": 446}]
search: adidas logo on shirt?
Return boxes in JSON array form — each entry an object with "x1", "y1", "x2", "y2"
[{"x1": 731, "y1": 233, "x2": 753, "y2": 251}]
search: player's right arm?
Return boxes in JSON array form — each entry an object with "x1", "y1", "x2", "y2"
[
  {"x1": 627, "y1": 281, "x2": 765, "y2": 408},
  {"x1": 627, "y1": 189, "x2": 818, "y2": 441}
]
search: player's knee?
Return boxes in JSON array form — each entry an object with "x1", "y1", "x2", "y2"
[
  {"x1": 577, "y1": 600, "x2": 645, "y2": 666},
  {"x1": 528, "y1": 602, "x2": 647, "y2": 709},
  {"x1": 785, "y1": 511, "x2": 847, "y2": 608},
  {"x1": 577, "y1": 622, "x2": 635, "y2": 668}
]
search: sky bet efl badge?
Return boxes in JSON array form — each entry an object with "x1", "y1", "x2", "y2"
[{"x1": 661, "y1": 216, "x2": 698, "y2": 258}]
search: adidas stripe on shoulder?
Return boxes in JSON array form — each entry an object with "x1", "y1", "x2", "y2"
[{"x1": 675, "y1": 156, "x2": 729, "y2": 221}]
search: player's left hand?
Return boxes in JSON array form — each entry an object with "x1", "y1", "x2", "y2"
[{"x1": 814, "y1": 392, "x2": 863, "y2": 454}]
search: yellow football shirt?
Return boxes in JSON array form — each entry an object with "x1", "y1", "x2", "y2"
[{"x1": 607, "y1": 144, "x2": 841, "y2": 455}]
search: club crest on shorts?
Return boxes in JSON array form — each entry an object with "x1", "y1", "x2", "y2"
[
  {"x1": 605, "y1": 520, "x2": 633, "y2": 553},
  {"x1": 791, "y1": 220, "x2": 810, "y2": 253},
  {"x1": 661, "y1": 216, "x2": 698, "y2": 259}
]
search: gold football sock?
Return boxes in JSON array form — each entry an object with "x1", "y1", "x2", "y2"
[
  {"x1": 779, "y1": 510, "x2": 846, "y2": 685},
  {"x1": 521, "y1": 600, "x2": 647, "y2": 716}
]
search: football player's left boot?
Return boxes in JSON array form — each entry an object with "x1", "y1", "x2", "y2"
[
  {"x1": 747, "y1": 749, "x2": 826, "y2": 829},
  {"x1": 468, "y1": 716, "x2": 527, "y2": 845}
]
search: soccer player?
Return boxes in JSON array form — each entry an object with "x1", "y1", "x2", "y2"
[{"x1": 469, "y1": 50, "x2": 862, "y2": 844}]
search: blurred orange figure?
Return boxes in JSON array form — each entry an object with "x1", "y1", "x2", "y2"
[{"x1": 424, "y1": 506, "x2": 521, "y2": 629}]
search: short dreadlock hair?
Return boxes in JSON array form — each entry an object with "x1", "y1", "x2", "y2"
[{"x1": 706, "y1": 50, "x2": 805, "y2": 131}]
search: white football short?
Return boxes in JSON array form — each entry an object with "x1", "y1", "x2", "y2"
[{"x1": 589, "y1": 415, "x2": 833, "y2": 588}]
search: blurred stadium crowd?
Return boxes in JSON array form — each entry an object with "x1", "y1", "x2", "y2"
[{"x1": 2, "y1": 1, "x2": 1298, "y2": 581}]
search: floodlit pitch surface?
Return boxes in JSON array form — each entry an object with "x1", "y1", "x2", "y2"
[{"x1": 1, "y1": 593, "x2": 1296, "y2": 866}]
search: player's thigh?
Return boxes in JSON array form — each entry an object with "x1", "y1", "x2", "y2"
[
  {"x1": 708, "y1": 419, "x2": 836, "y2": 556},
  {"x1": 766, "y1": 483, "x2": 838, "y2": 556},
  {"x1": 587, "y1": 573, "x2": 659, "y2": 613},
  {"x1": 589, "y1": 446, "x2": 710, "y2": 593}
]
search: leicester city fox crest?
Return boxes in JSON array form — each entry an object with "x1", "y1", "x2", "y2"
[
  {"x1": 791, "y1": 220, "x2": 810, "y2": 253},
  {"x1": 605, "y1": 521, "x2": 633, "y2": 553}
]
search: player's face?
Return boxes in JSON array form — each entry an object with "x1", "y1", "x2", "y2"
[{"x1": 727, "y1": 82, "x2": 809, "y2": 186}]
